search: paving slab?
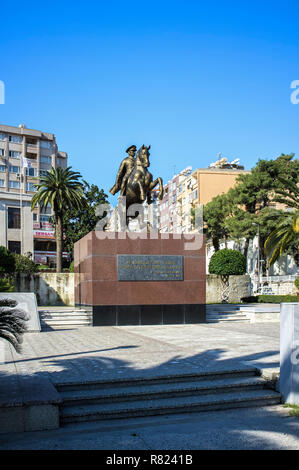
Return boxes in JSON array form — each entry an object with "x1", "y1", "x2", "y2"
[
  {"x1": 1, "y1": 322, "x2": 280, "y2": 386},
  {"x1": 0, "y1": 405, "x2": 298, "y2": 450}
]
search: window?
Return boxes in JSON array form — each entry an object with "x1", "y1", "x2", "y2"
[
  {"x1": 8, "y1": 207, "x2": 21, "y2": 229},
  {"x1": 40, "y1": 156, "x2": 52, "y2": 164},
  {"x1": 8, "y1": 241, "x2": 21, "y2": 254},
  {"x1": 9, "y1": 151, "x2": 21, "y2": 159},
  {"x1": 9, "y1": 165, "x2": 20, "y2": 173},
  {"x1": 26, "y1": 182, "x2": 36, "y2": 192},
  {"x1": 193, "y1": 189, "x2": 198, "y2": 200},
  {"x1": 26, "y1": 138, "x2": 37, "y2": 145},
  {"x1": 25, "y1": 167, "x2": 37, "y2": 177},
  {"x1": 8, "y1": 180, "x2": 20, "y2": 189},
  {"x1": 40, "y1": 140, "x2": 52, "y2": 150},
  {"x1": 0, "y1": 165, "x2": 5, "y2": 172},
  {"x1": 33, "y1": 213, "x2": 38, "y2": 221},
  {"x1": 40, "y1": 169, "x2": 49, "y2": 177},
  {"x1": 0, "y1": 133, "x2": 5, "y2": 141},
  {"x1": 40, "y1": 215, "x2": 51, "y2": 223},
  {"x1": 9, "y1": 135, "x2": 22, "y2": 143},
  {"x1": 0, "y1": 179, "x2": 4, "y2": 187}
]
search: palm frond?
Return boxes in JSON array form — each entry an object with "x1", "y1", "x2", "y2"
[{"x1": 0, "y1": 304, "x2": 29, "y2": 353}]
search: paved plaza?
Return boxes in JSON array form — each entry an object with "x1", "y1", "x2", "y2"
[
  {"x1": 1, "y1": 321, "x2": 299, "y2": 450},
  {"x1": 1, "y1": 322, "x2": 280, "y2": 387}
]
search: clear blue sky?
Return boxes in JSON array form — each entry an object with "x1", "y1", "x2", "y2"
[{"x1": 1, "y1": 1, "x2": 299, "y2": 203}]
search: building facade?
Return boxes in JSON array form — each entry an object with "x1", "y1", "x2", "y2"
[
  {"x1": 159, "y1": 167, "x2": 195, "y2": 233},
  {"x1": 0, "y1": 123, "x2": 67, "y2": 264},
  {"x1": 157, "y1": 160, "x2": 249, "y2": 234},
  {"x1": 191, "y1": 167, "x2": 249, "y2": 206}
]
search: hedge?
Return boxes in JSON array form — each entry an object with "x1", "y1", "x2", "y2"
[{"x1": 241, "y1": 295, "x2": 297, "y2": 303}]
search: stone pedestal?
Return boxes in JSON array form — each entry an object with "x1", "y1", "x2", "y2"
[
  {"x1": 74, "y1": 231, "x2": 206, "y2": 326},
  {"x1": 280, "y1": 303, "x2": 299, "y2": 404}
]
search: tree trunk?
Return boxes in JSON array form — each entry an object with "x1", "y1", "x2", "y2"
[
  {"x1": 213, "y1": 237, "x2": 220, "y2": 252},
  {"x1": 56, "y1": 215, "x2": 63, "y2": 273}
]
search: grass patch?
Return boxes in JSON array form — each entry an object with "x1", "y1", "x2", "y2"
[{"x1": 283, "y1": 404, "x2": 299, "y2": 417}]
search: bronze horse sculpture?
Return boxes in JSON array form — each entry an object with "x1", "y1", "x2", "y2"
[{"x1": 110, "y1": 145, "x2": 163, "y2": 226}]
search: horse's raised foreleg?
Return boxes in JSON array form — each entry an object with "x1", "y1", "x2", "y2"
[{"x1": 149, "y1": 177, "x2": 164, "y2": 200}]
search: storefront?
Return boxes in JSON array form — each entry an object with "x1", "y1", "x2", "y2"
[{"x1": 33, "y1": 230, "x2": 69, "y2": 266}]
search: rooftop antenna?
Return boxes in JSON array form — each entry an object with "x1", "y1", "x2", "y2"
[
  {"x1": 173, "y1": 165, "x2": 176, "y2": 176},
  {"x1": 217, "y1": 152, "x2": 222, "y2": 160}
]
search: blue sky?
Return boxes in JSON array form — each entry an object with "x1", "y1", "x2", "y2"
[{"x1": 1, "y1": 1, "x2": 299, "y2": 203}]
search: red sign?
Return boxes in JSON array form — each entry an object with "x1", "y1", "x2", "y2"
[{"x1": 33, "y1": 230, "x2": 55, "y2": 239}]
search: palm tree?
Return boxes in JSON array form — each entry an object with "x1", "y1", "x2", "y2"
[
  {"x1": 0, "y1": 298, "x2": 29, "y2": 353},
  {"x1": 264, "y1": 212, "x2": 299, "y2": 265},
  {"x1": 31, "y1": 167, "x2": 86, "y2": 273}
]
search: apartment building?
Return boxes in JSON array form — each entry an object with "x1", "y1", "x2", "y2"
[
  {"x1": 192, "y1": 167, "x2": 249, "y2": 206},
  {"x1": 0, "y1": 123, "x2": 67, "y2": 264},
  {"x1": 157, "y1": 158, "x2": 249, "y2": 234},
  {"x1": 159, "y1": 167, "x2": 195, "y2": 233}
]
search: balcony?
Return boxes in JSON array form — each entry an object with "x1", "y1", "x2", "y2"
[
  {"x1": 26, "y1": 153, "x2": 37, "y2": 161},
  {"x1": 26, "y1": 144, "x2": 37, "y2": 154}
]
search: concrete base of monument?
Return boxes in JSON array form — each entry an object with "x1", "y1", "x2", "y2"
[{"x1": 74, "y1": 231, "x2": 206, "y2": 326}]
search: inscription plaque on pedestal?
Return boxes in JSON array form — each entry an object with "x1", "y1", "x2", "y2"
[{"x1": 118, "y1": 255, "x2": 184, "y2": 281}]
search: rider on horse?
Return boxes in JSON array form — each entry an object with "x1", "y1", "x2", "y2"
[{"x1": 110, "y1": 145, "x2": 137, "y2": 196}]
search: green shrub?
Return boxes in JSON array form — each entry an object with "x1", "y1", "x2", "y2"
[
  {"x1": 37, "y1": 264, "x2": 49, "y2": 270},
  {"x1": 37, "y1": 264, "x2": 56, "y2": 272},
  {"x1": 209, "y1": 249, "x2": 246, "y2": 276},
  {"x1": 0, "y1": 277, "x2": 15, "y2": 292},
  {"x1": 69, "y1": 261, "x2": 74, "y2": 273},
  {"x1": 241, "y1": 295, "x2": 297, "y2": 303},
  {"x1": 295, "y1": 277, "x2": 299, "y2": 291},
  {"x1": 0, "y1": 246, "x2": 15, "y2": 274},
  {"x1": 14, "y1": 253, "x2": 38, "y2": 274}
]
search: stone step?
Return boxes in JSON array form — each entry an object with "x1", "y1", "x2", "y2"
[
  {"x1": 206, "y1": 311, "x2": 247, "y2": 316},
  {"x1": 207, "y1": 320, "x2": 249, "y2": 324},
  {"x1": 60, "y1": 389, "x2": 281, "y2": 424},
  {"x1": 206, "y1": 305, "x2": 244, "y2": 310},
  {"x1": 207, "y1": 319, "x2": 249, "y2": 322},
  {"x1": 40, "y1": 314, "x2": 92, "y2": 320},
  {"x1": 39, "y1": 308, "x2": 92, "y2": 329},
  {"x1": 40, "y1": 310, "x2": 91, "y2": 314},
  {"x1": 206, "y1": 317, "x2": 249, "y2": 321},
  {"x1": 41, "y1": 322, "x2": 92, "y2": 329},
  {"x1": 56, "y1": 367, "x2": 258, "y2": 392},
  {"x1": 60, "y1": 376, "x2": 268, "y2": 406},
  {"x1": 206, "y1": 313, "x2": 248, "y2": 318}
]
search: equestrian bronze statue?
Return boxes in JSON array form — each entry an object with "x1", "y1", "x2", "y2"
[{"x1": 110, "y1": 145, "x2": 164, "y2": 224}]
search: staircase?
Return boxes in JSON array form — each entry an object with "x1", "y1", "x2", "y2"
[
  {"x1": 206, "y1": 305, "x2": 250, "y2": 323},
  {"x1": 39, "y1": 307, "x2": 92, "y2": 330},
  {"x1": 56, "y1": 368, "x2": 281, "y2": 425}
]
